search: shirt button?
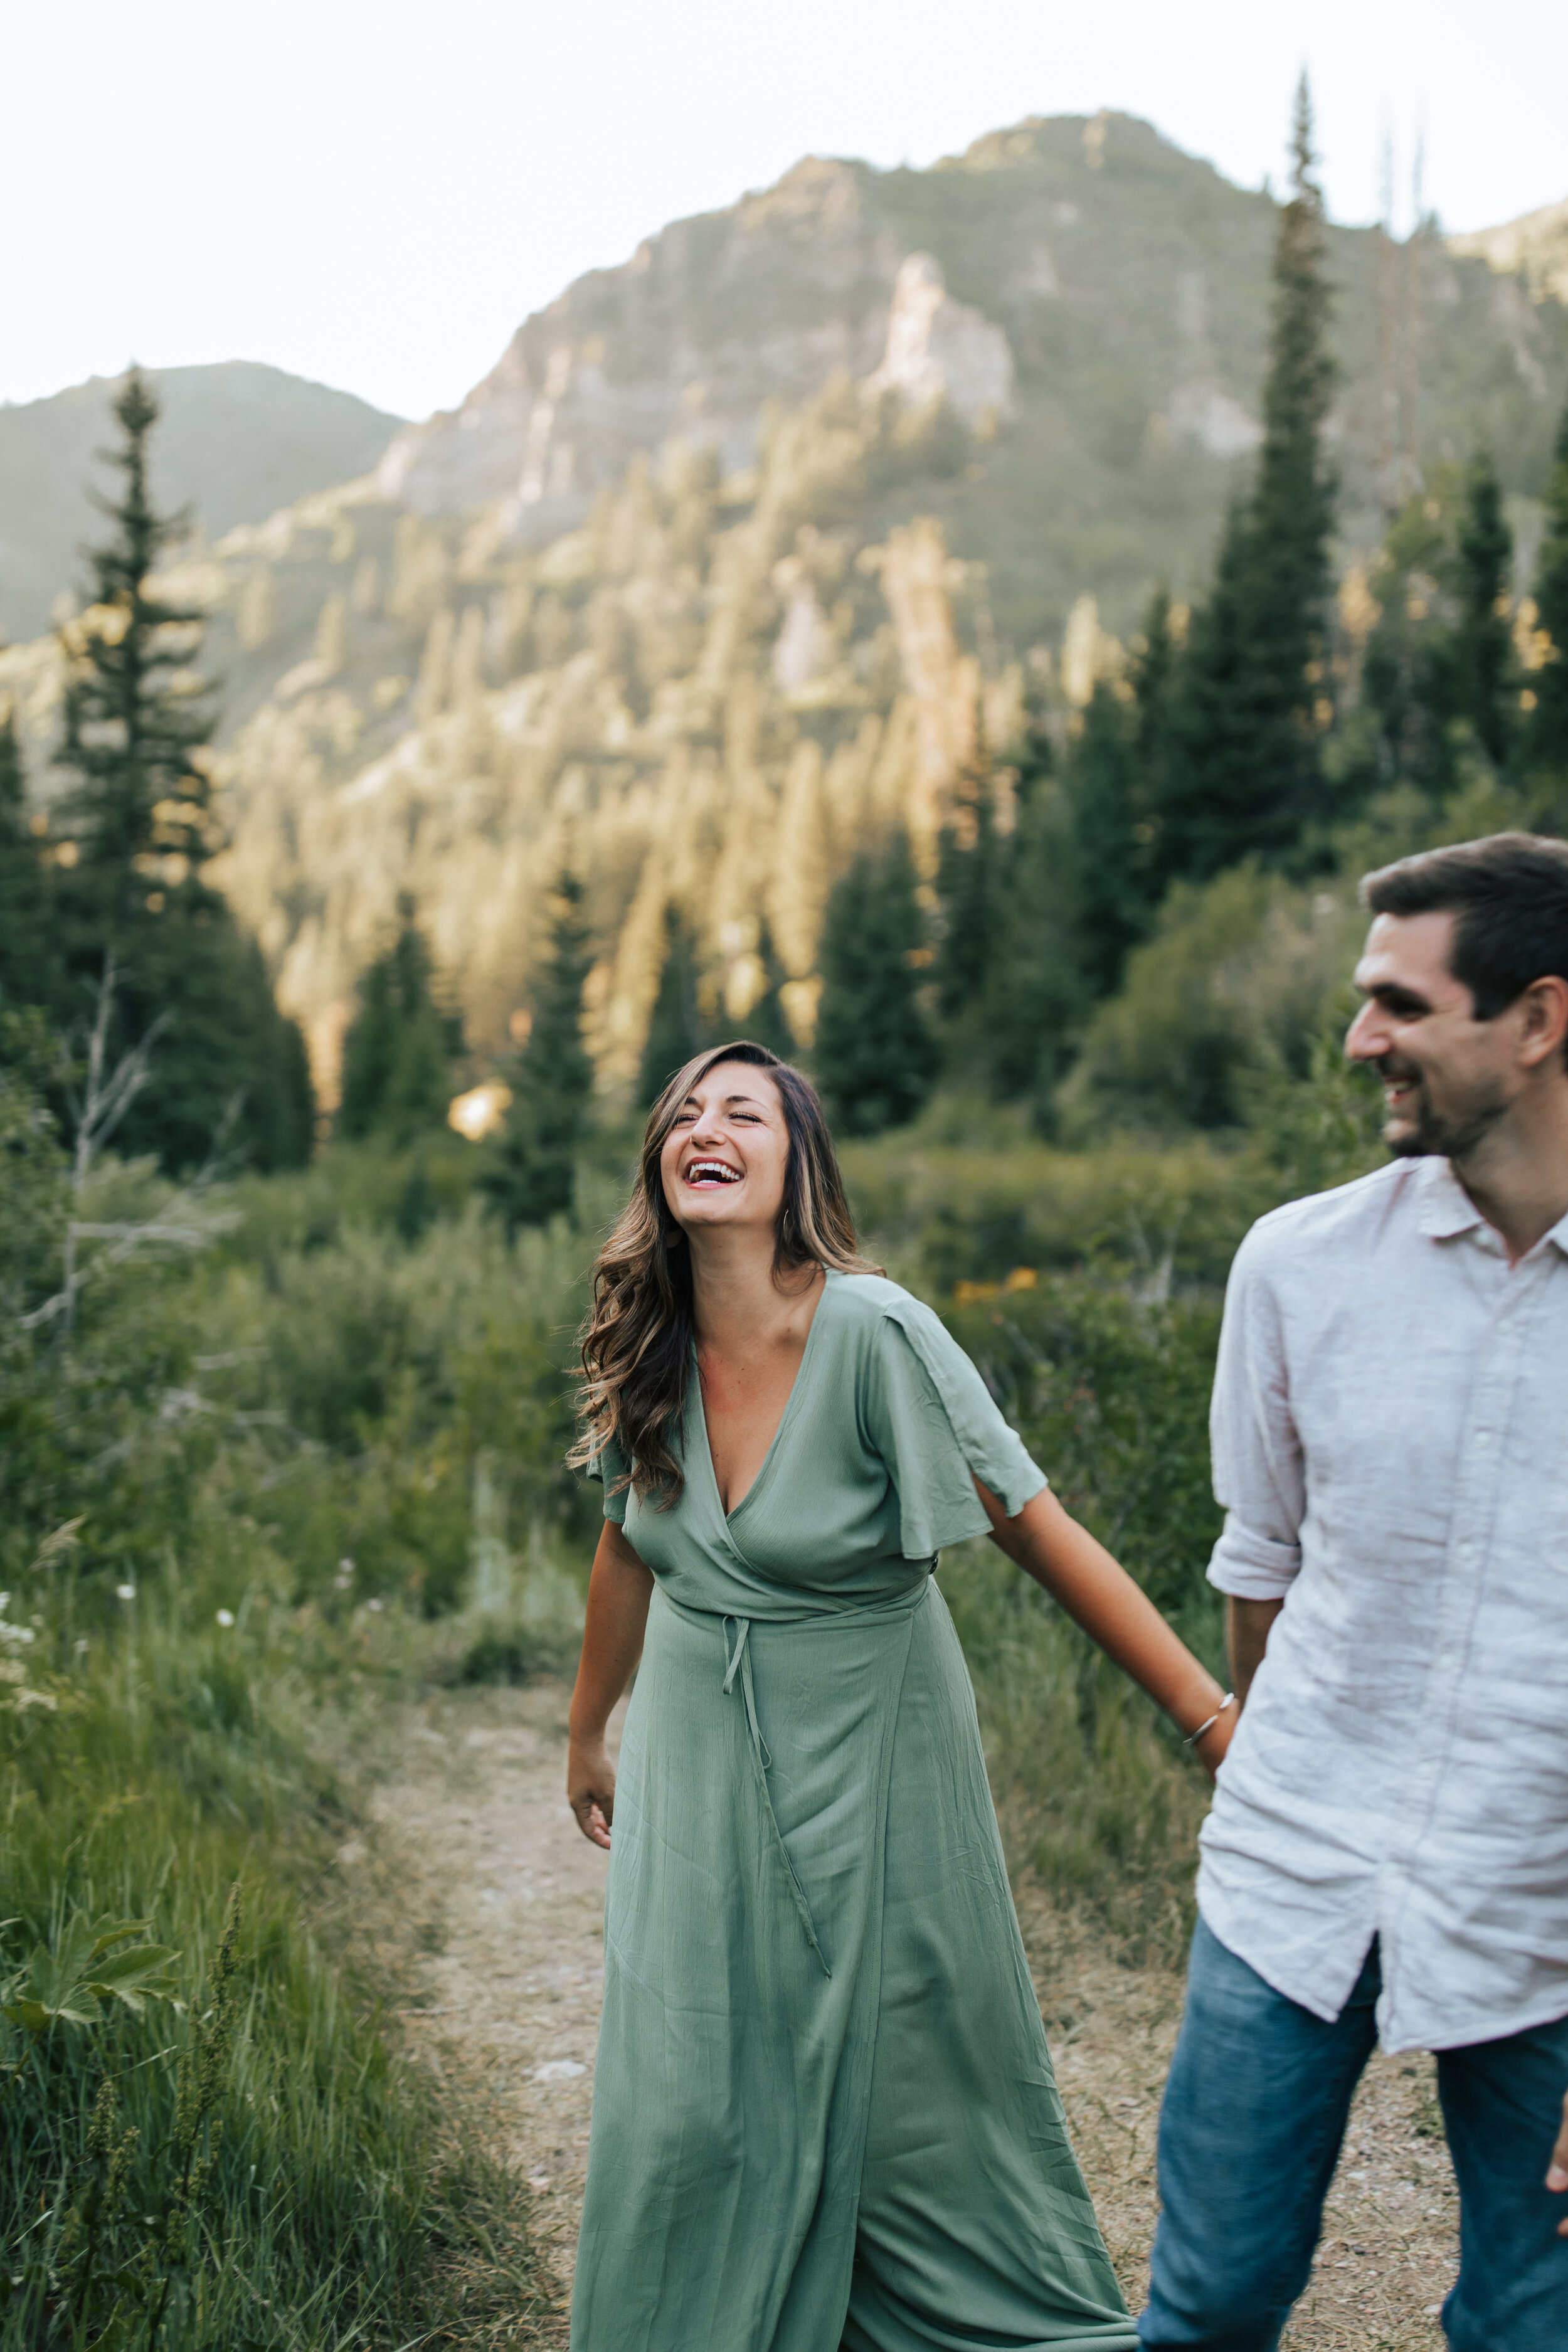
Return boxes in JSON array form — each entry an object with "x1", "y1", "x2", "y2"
[
  {"x1": 1458, "y1": 1542, "x2": 1476, "y2": 1562},
  {"x1": 1474, "y1": 1431, "x2": 1492, "y2": 1448}
]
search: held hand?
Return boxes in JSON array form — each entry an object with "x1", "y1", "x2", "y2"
[
  {"x1": 1547, "y1": 2085, "x2": 1568, "y2": 2233},
  {"x1": 568, "y1": 1734, "x2": 617, "y2": 1850},
  {"x1": 1192, "y1": 1703, "x2": 1237, "y2": 1784}
]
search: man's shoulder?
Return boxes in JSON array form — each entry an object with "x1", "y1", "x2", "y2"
[{"x1": 1236, "y1": 1159, "x2": 1417, "y2": 1279}]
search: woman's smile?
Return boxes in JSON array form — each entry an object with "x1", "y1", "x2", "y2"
[{"x1": 683, "y1": 1156, "x2": 743, "y2": 1187}]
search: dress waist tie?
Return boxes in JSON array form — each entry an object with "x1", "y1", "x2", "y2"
[{"x1": 721, "y1": 1614, "x2": 831, "y2": 1977}]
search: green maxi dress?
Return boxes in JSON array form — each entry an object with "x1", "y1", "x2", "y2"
[{"x1": 572, "y1": 1271, "x2": 1138, "y2": 2352}]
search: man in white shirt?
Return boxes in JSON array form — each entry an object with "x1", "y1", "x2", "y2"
[{"x1": 1139, "y1": 834, "x2": 1568, "y2": 2351}]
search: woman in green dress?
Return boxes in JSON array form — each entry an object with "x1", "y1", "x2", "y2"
[{"x1": 566, "y1": 1042, "x2": 1235, "y2": 2352}]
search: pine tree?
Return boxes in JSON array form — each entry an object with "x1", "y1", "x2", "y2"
[
  {"x1": 1528, "y1": 400, "x2": 1568, "y2": 781},
  {"x1": 0, "y1": 702, "x2": 55, "y2": 1019},
  {"x1": 50, "y1": 368, "x2": 314, "y2": 1172},
  {"x1": 1063, "y1": 595, "x2": 1185, "y2": 1001},
  {"x1": 931, "y1": 721, "x2": 1088, "y2": 1116},
  {"x1": 1445, "y1": 453, "x2": 1516, "y2": 769},
  {"x1": 813, "y1": 832, "x2": 939, "y2": 1138},
  {"x1": 338, "y1": 899, "x2": 463, "y2": 1145},
  {"x1": 482, "y1": 873, "x2": 595, "y2": 1234},
  {"x1": 736, "y1": 920, "x2": 796, "y2": 1062},
  {"x1": 934, "y1": 771, "x2": 1007, "y2": 1030},
  {"x1": 978, "y1": 726, "x2": 1086, "y2": 1120},
  {"x1": 1163, "y1": 79, "x2": 1338, "y2": 881},
  {"x1": 637, "y1": 907, "x2": 706, "y2": 1107},
  {"x1": 57, "y1": 369, "x2": 214, "y2": 924}
]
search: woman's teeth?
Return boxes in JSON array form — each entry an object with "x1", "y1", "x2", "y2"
[{"x1": 687, "y1": 1160, "x2": 741, "y2": 1185}]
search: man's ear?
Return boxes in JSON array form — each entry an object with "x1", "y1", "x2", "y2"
[{"x1": 1517, "y1": 974, "x2": 1568, "y2": 1072}]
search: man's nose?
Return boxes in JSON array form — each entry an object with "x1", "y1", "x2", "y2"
[{"x1": 1344, "y1": 1002, "x2": 1387, "y2": 1062}]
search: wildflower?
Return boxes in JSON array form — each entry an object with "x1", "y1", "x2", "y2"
[
  {"x1": 117, "y1": 1584, "x2": 136, "y2": 1601},
  {"x1": 215, "y1": 1609, "x2": 235, "y2": 1628}
]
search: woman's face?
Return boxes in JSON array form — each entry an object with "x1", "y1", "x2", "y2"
[{"x1": 659, "y1": 1061, "x2": 790, "y2": 1244}]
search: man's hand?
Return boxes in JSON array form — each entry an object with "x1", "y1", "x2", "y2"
[{"x1": 1547, "y1": 2086, "x2": 1568, "y2": 2233}]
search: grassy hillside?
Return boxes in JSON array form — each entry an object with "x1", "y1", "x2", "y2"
[{"x1": 0, "y1": 363, "x2": 403, "y2": 643}]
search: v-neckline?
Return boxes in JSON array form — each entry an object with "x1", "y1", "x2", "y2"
[{"x1": 693, "y1": 1271, "x2": 833, "y2": 1524}]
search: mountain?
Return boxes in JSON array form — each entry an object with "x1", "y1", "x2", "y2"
[
  {"x1": 0, "y1": 362, "x2": 404, "y2": 642},
  {"x1": 1451, "y1": 197, "x2": 1568, "y2": 312},
  {"x1": 379, "y1": 113, "x2": 1568, "y2": 645},
  {"x1": 3, "y1": 115, "x2": 1565, "y2": 1111}
]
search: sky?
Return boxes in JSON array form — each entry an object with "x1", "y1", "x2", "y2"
[{"x1": 4, "y1": 0, "x2": 1565, "y2": 425}]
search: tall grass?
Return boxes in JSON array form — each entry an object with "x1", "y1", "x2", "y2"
[{"x1": 0, "y1": 1566, "x2": 549, "y2": 2351}]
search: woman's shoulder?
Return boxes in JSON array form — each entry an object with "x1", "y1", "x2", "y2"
[{"x1": 823, "y1": 1271, "x2": 948, "y2": 1352}]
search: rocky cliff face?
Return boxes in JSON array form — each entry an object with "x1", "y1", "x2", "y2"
[
  {"x1": 373, "y1": 114, "x2": 1568, "y2": 654},
  {"x1": 1451, "y1": 198, "x2": 1568, "y2": 314}
]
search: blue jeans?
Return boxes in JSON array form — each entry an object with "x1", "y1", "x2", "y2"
[{"x1": 1138, "y1": 1917, "x2": 1568, "y2": 2351}]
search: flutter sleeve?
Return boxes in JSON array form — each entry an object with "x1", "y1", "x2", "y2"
[
  {"x1": 585, "y1": 1430, "x2": 632, "y2": 1525},
  {"x1": 864, "y1": 1292, "x2": 1048, "y2": 1559}
]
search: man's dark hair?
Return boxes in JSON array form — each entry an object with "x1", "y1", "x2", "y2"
[{"x1": 1361, "y1": 835, "x2": 1568, "y2": 1038}]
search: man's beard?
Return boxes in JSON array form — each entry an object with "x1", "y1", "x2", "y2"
[{"x1": 1380, "y1": 1063, "x2": 1510, "y2": 1162}]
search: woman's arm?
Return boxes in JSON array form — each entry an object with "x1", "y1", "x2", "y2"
[
  {"x1": 567, "y1": 1520, "x2": 655, "y2": 1848},
  {"x1": 975, "y1": 1479, "x2": 1235, "y2": 1776}
]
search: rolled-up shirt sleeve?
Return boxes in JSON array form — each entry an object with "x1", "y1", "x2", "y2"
[{"x1": 1206, "y1": 1222, "x2": 1305, "y2": 1600}]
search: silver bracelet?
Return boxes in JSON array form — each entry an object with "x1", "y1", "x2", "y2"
[{"x1": 1184, "y1": 1693, "x2": 1236, "y2": 1747}]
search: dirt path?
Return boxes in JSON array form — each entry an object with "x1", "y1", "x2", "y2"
[{"x1": 363, "y1": 1683, "x2": 1459, "y2": 2349}]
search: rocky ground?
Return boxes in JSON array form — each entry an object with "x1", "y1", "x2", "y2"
[{"x1": 346, "y1": 1682, "x2": 1459, "y2": 2348}]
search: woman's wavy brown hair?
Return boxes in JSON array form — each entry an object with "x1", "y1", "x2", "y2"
[{"x1": 570, "y1": 1040, "x2": 881, "y2": 1505}]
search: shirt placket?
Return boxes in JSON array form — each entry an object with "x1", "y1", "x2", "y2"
[{"x1": 1377, "y1": 1240, "x2": 1542, "y2": 2039}]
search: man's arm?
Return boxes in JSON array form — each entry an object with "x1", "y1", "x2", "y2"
[{"x1": 1228, "y1": 1596, "x2": 1284, "y2": 1709}]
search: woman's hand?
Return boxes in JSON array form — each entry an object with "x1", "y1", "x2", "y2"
[
  {"x1": 1191, "y1": 1702, "x2": 1237, "y2": 1782},
  {"x1": 565, "y1": 1520, "x2": 654, "y2": 1848},
  {"x1": 569, "y1": 1734, "x2": 617, "y2": 1850}
]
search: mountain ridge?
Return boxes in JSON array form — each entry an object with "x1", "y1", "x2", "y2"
[
  {"x1": 0, "y1": 362, "x2": 403, "y2": 643},
  {"x1": 4, "y1": 114, "x2": 1565, "y2": 1113}
]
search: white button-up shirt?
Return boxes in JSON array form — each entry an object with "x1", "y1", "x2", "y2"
[{"x1": 1198, "y1": 1154, "x2": 1568, "y2": 2053}]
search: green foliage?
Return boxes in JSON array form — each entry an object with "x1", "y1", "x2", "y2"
[
  {"x1": 636, "y1": 907, "x2": 706, "y2": 1108},
  {"x1": 338, "y1": 899, "x2": 464, "y2": 1147},
  {"x1": 0, "y1": 1057, "x2": 68, "y2": 1352},
  {"x1": 43, "y1": 371, "x2": 312, "y2": 1177},
  {"x1": 0, "y1": 707, "x2": 55, "y2": 1022},
  {"x1": 1160, "y1": 82, "x2": 1338, "y2": 881},
  {"x1": 738, "y1": 921, "x2": 797, "y2": 1063},
  {"x1": 935, "y1": 736, "x2": 1086, "y2": 1116},
  {"x1": 1446, "y1": 453, "x2": 1518, "y2": 770},
  {"x1": 939, "y1": 1278, "x2": 1224, "y2": 1956},
  {"x1": 56, "y1": 371, "x2": 214, "y2": 907},
  {"x1": 0, "y1": 1572, "x2": 549, "y2": 2352},
  {"x1": 1529, "y1": 399, "x2": 1568, "y2": 785},
  {"x1": 482, "y1": 873, "x2": 594, "y2": 1233},
  {"x1": 1064, "y1": 600, "x2": 1175, "y2": 995},
  {"x1": 0, "y1": 1069, "x2": 567, "y2": 2348},
  {"x1": 1061, "y1": 865, "x2": 1361, "y2": 1134},
  {"x1": 814, "y1": 832, "x2": 940, "y2": 1136},
  {"x1": 2, "y1": 1917, "x2": 181, "y2": 2039}
]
